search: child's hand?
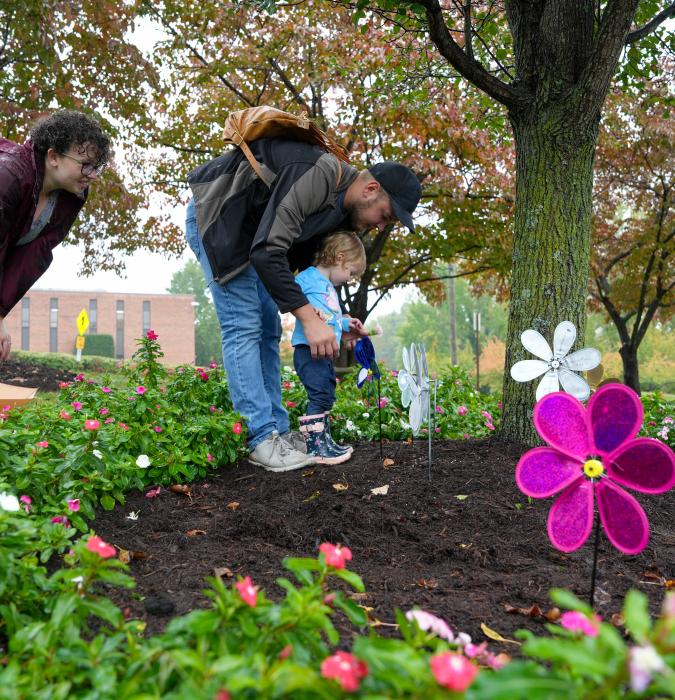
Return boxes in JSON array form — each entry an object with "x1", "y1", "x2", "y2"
[{"x1": 348, "y1": 317, "x2": 366, "y2": 335}]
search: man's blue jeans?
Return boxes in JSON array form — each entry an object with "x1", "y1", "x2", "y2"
[{"x1": 185, "y1": 199, "x2": 289, "y2": 449}]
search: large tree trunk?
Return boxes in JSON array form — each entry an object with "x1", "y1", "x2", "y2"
[
  {"x1": 500, "y1": 114, "x2": 597, "y2": 445},
  {"x1": 620, "y1": 343, "x2": 641, "y2": 395}
]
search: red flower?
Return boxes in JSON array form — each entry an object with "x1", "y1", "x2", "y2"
[
  {"x1": 146, "y1": 329, "x2": 158, "y2": 340},
  {"x1": 235, "y1": 576, "x2": 258, "y2": 607},
  {"x1": 58, "y1": 381, "x2": 71, "y2": 389},
  {"x1": 214, "y1": 691, "x2": 230, "y2": 700},
  {"x1": 233, "y1": 422, "x2": 243, "y2": 435},
  {"x1": 279, "y1": 644, "x2": 293, "y2": 660},
  {"x1": 86, "y1": 536, "x2": 116, "y2": 559},
  {"x1": 319, "y1": 542, "x2": 352, "y2": 569},
  {"x1": 286, "y1": 400, "x2": 297, "y2": 408},
  {"x1": 282, "y1": 381, "x2": 292, "y2": 390},
  {"x1": 36, "y1": 440, "x2": 49, "y2": 448},
  {"x1": 51, "y1": 515, "x2": 70, "y2": 527},
  {"x1": 84, "y1": 419, "x2": 100, "y2": 430},
  {"x1": 430, "y1": 652, "x2": 478, "y2": 692},
  {"x1": 321, "y1": 651, "x2": 368, "y2": 692}
]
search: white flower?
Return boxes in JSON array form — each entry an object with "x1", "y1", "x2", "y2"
[
  {"x1": 126, "y1": 511, "x2": 140, "y2": 521},
  {"x1": 0, "y1": 492, "x2": 20, "y2": 512},
  {"x1": 92, "y1": 449, "x2": 103, "y2": 459},
  {"x1": 406, "y1": 610, "x2": 455, "y2": 642},
  {"x1": 510, "y1": 320, "x2": 601, "y2": 402},
  {"x1": 345, "y1": 419, "x2": 356, "y2": 432},
  {"x1": 628, "y1": 645, "x2": 665, "y2": 693},
  {"x1": 71, "y1": 575, "x2": 84, "y2": 589},
  {"x1": 136, "y1": 454, "x2": 151, "y2": 469},
  {"x1": 362, "y1": 412, "x2": 370, "y2": 418},
  {"x1": 455, "y1": 632, "x2": 472, "y2": 647}
]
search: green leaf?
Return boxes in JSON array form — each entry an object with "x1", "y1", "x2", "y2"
[
  {"x1": 100, "y1": 494, "x2": 115, "y2": 510},
  {"x1": 333, "y1": 595, "x2": 368, "y2": 627},
  {"x1": 332, "y1": 568, "x2": 365, "y2": 592},
  {"x1": 622, "y1": 589, "x2": 651, "y2": 642}
]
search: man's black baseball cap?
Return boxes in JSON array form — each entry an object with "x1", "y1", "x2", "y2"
[{"x1": 369, "y1": 162, "x2": 421, "y2": 232}]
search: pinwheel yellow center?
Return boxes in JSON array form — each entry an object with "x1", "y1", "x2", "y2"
[{"x1": 583, "y1": 459, "x2": 604, "y2": 479}]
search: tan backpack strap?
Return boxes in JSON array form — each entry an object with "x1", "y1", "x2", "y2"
[
  {"x1": 238, "y1": 138, "x2": 272, "y2": 187},
  {"x1": 336, "y1": 160, "x2": 342, "y2": 189}
]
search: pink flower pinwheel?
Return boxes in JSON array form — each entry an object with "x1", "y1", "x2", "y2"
[{"x1": 516, "y1": 384, "x2": 675, "y2": 554}]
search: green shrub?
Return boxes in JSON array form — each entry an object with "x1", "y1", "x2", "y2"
[
  {"x1": 12, "y1": 351, "x2": 118, "y2": 373},
  {"x1": 80, "y1": 334, "x2": 115, "y2": 358}
]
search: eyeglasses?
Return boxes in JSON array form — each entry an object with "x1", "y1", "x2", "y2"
[{"x1": 60, "y1": 153, "x2": 107, "y2": 177}]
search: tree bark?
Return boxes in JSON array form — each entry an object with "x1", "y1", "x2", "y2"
[
  {"x1": 620, "y1": 343, "x2": 641, "y2": 394},
  {"x1": 500, "y1": 113, "x2": 597, "y2": 445}
]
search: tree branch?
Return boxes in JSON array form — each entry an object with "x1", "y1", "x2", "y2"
[
  {"x1": 625, "y1": 1, "x2": 675, "y2": 44},
  {"x1": 415, "y1": 0, "x2": 526, "y2": 110}
]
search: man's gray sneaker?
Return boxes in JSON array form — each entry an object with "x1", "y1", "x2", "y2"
[
  {"x1": 249, "y1": 431, "x2": 315, "y2": 472},
  {"x1": 281, "y1": 430, "x2": 307, "y2": 454}
]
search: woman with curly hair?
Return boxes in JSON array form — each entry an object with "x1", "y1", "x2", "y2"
[{"x1": 0, "y1": 109, "x2": 110, "y2": 360}]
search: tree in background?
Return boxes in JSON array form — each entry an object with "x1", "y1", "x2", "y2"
[
  {"x1": 167, "y1": 260, "x2": 221, "y2": 365},
  {"x1": 340, "y1": 0, "x2": 673, "y2": 442},
  {"x1": 591, "y1": 71, "x2": 673, "y2": 393},
  {"x1": 0, "y1": 1, "x2": 184, "y2": 273}
]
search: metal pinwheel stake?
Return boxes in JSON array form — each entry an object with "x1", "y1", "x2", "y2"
[
  {"x1": 516, "y1": 384, "x2": 675, "y2": 607},
  {"x1": 354, "y1": 336, "x2": 383, "y2": 457},
  {"x1": 398, "y1": 342, "x2": 436, "y2": 479},
  {"x1": 510, "y1": 321, "x2": 601, "y2": 402}
]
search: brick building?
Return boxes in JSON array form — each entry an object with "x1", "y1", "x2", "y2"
[{"x1": 4, "y1": 290, "x2": 196, "y2": 365}]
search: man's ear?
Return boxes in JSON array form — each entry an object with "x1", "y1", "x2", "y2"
[
  {"x1": 45, "y1": 148, "x2": 60, "y2": 168},
  {"x1": 361, "y1": 179, "x2": 381, "y2": 201}
]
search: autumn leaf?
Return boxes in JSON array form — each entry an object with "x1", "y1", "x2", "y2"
[
  {"x1": 169, "y1": 484, "x2": 192, "y2": 496},
  {"x1": 226, "y1": 501, "x2": 240, "y2": 510},
  {"x1": 333, "y1": 483, "x2": 349, "y2": 491},
  {"x1": 382, "y1": 458, "x2": 395, "y2": 468},
  {"x1": 186, "y1": 529, "x2": 207, "y2": 537},
  {"x1": 480, "y1": 623, "x2": 521, "y2": 645},
  {"x1": 213, "y1": 566, "x2": 234, "y2": 578}
]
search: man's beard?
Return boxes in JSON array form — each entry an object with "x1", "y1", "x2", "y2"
[{"x1": 346, "y1": 198, "x2": 374, "y2": 232}]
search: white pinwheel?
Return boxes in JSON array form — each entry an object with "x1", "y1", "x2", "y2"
[
  {"x1": 510, "y1": 320, "x2": 601, "y2": 402},
  {"x1": 398, "y1": 343, "x2": 430, "y2": 434}
]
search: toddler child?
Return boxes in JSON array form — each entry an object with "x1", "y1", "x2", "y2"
[{"x1": 292, "y1": 232, "x2": 367, "y2": 464}]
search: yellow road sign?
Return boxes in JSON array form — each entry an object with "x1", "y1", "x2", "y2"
[
  {"x1": 76, "y1": 309, "x2": 89, "y2": 336},
  {"x1": 75, "y1": 335, "x2": 85, "y2": 350}
]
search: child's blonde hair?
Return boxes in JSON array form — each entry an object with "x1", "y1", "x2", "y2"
[{"x1": 314, "y1": 232, "x2": 367, "y2": 278}]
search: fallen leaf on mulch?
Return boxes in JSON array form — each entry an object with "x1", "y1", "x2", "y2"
[
  {"x1": 503, "y1": 603, "x2": 561, "y2": 622},
  {"x1": 169, "y1": 484, "x2": 191, "y2": 496},
  {"x1": 118, "y1": 548, "x2": 131, "y2": 564},
  {"x1": 226, "y1": 501, "x2": 240, "y2": 510},
  {"x1": 303, "y1": 490, "x2": 321, "y2": 503},
  {"x1": 642, "y1": 570, "x2": 675, "y2": 588},
  {"x1": 455, "y1": 494, "x2": 469, "y2": 501},
  {"x1": 302, "y1": 469, "x2": 315, "y2": 477},
  {"x1": 213, "y1": 566, "x2": 234, "y2": 578},
  {"x1": 611, "y1": 612, "x2": 624, "y2": 626},
  {"x1": 417, "y1": 578, "x2": 439, "y2": 590},
  {"x1": 383, "y1": 458, "x2": 395, "y2": 468},
  {"x1": 348, "y1": 592, "x2": 370, "y2": 601},
  {"x1": 371, "y1": 485, "x2": 389, "y2": 495},
  {"x1": 332, "y1": 483, "x2": 348, "y2": 491},
  {"x1": 186, "y1": 529, "x2": 207, "y2": 537},
  {"x1": 481, "y1": 623, "x2": 521, "y2": 645}
]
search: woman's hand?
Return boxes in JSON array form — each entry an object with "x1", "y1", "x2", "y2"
[{"x1": 0, "y1": 318, "x2": 11, "y2": 361}]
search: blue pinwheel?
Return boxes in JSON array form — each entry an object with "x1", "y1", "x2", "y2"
[{"x1": 354, "y1": 336, "x2": 383, "y2": 456}]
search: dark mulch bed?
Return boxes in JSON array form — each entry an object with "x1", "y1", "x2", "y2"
[
  {"x1": 93, "y1": 438, "x2": 674, "y2": 651},
  {"x1": 0, "y1": 358, "x2": 76, "y2": 393}
]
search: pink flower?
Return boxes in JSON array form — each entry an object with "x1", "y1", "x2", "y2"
[
  {"x1": 319, "y1": 542, "x2": 352, "y2": 569},
  {"x1": 286, "y1": 400, "x2": 297, "y2": 408},
  {"x1": 282, "y1": 381, "x2": 292, "y2": 390},
  {"x1": 497, "y1": 400, "x2": 503, "y2": 410},
  {"x1": 19, "y1": 495, "x2": 32, "y2": 512},
  {"x1": 86, "y1": 535, "x2": 116, "y2": 558},
  {"x1": 235, "y1": 576, "x2": 258, "y2": 607},
  {"x1": 378, "y1": 397, "x2": 389, "y2": 409},
  {"x1": 84, "y1": 419, "x2": 100, "y2": 430},
  {"x1": 457, "y1": 405, "x2": 467, "y2": 416},
  {"x1": 209, "y1": 361, "x2": 217, "y2": 369},
  {"x1": 146, "y1": 329, "x2": 158, "y2": 340},
  {"x1": 207, "y1": 453, "x2": 214, "y2": 462},
  {"x1": 435, "y1": 405, "x2": 444, "y2": 414},
  {"x1": 104, "y1": 417, "x2": 115, "y2": 424},
  {"x1": 2, "y1": 405, "x2": 11, "y2": 412},
  {"x1": 51, "y1": 515, "x2": 70, "y2": 527},
  {"x1": 118, "y1": 422, "x2": 129, "y2": 431},
  {"x1": 59, "y1": 409, "x2": 71, "y2": 421},
  {"x1": 145, "y1": 486, "x2": 161, "y2": 498},
  {"x1": 482, "y1": 410, "x2": 493, "y2": 421},
  {"x1": 154, "y1": 426, "x2": 162, "y2": 433},
  {"x1": 406, "y1": 609, "x2": 454, "y2": 642},
  {"x1": 430, "y1": 652, "x2": 478, "y2": 692},
  {"x1": 101, "y1": 386, "x2": 111, "y2": 393},
  {"x1": 71, "y1": 401, "x2": 82, "y2": 411},
  {"x1": 321, "y1": 651, "x2": 368, "y2": 692},
  {"x1": 74, "y1": 373, "x2": 85, "y2": 382},
  {"x1": 516, "y1": 385, "x2": 675, "y2": 554},
  {"x1": 99, "y1": 407, "x2": 109, "y2": 416},
  {"x1": 67, "y1": 499, "x2": 80, "y2": 512},
  {"x1": 127, "y1": 396, "x2": 136, "y2": 402},
  {"x1": 390, "y1": 369, "x2": 398, "y2": 377},
  {"x1": 279, "y1": 644, "x2": 293, "y2": 660},
  {"x1": 136, "y1": 386, "x2": 146, "y2": 395},
  {"x1": 214, "y1": 691, "x2": 230, "y2": 700},
  {"x1": 485, "y1": 421, "x2": 495, "y2": 431},
  {"x1": 58, "y1": 381, "x2": 71, "y2": 389},
  {"x1": 233, "y1": 422, "x2": 243, "y2": 435},
  {"x1": 36, "y1": 440, "x2": 49, "y2": 448},
  {"x1": 560, "y1": 611, "x2": 601, "y2": 637},
  {"x1": 209, "y1": 405, "x2": 216, "y2": 413},
  {"x1": 463, "y1": 433, "x2": 470, "y2": 439},
  {"x1": 435, "y1": 427, "x2": 441, "y2": 433}
]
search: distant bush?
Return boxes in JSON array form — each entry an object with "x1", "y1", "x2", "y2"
[
  {"x1": 12, "y1": 351, "x2": 118, "y2": 373},
  {"x1": 80, "y1": 334, "x2": 114, "y2": 358}
]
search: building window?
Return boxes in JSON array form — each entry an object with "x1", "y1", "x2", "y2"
[
  {"x1": 142, "y1": 300, "x2": 151, "y2": 334},
  {"x1": 89, "y1": 299, "x2": 98, "y2": 334},
  {"x1": 21, "y1": 298, "x2": 30, "y2": 350},
  {"x1": 116, "y1": 300, "x2": 124, "y2": 359},
  {"x1": 49, "y1": 297, "x2": 58, "y2": 352}
]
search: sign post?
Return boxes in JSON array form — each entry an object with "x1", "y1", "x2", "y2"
[
  {"x1": 75, "y1": 309, "x2": 89, "y2": 362},
  {"x1": 473, "y1": 311, "x2": 481, "y2": 392}
]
